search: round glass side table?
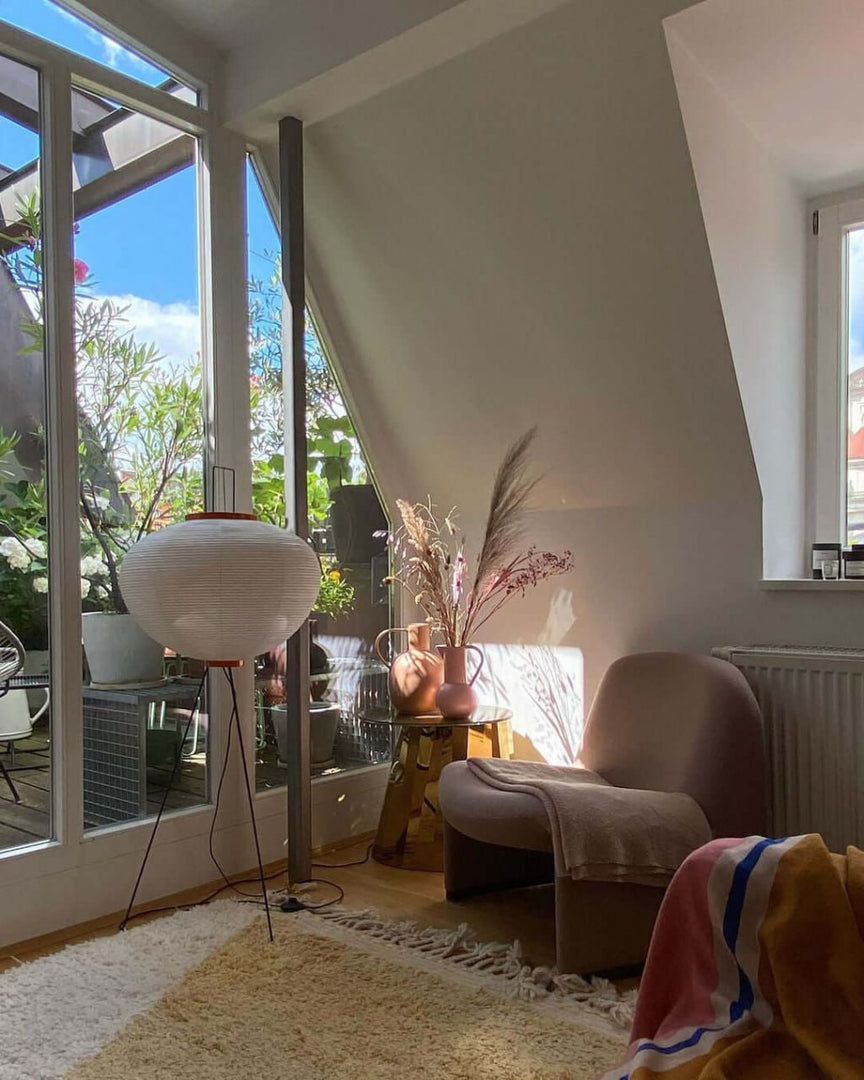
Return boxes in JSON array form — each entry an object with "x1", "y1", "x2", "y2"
[{"x1": 361, "y1": 705, "x2": 513, "y2": 872}]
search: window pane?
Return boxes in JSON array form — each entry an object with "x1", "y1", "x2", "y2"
[
  {"x1": 246, "y1": 158, "x2": 287, "y2": 792},
  {"x1": 847, "y1": 228, "x2": 864, "y2": 545},
  {"x1": 0, "y1": 0, "x2": 196, "y2": 98},
  {"x1": 306, "y1": 324, "x2": 391, "y2": 779},
  {"x1": 245, "y1": 159, "x2": 391, "y2": 793},
  {"x1": 73, "y1": 93, "x2": 207, "y2": 830},
  {"x1": 0, "y1": 54, "x2": 53, "y2": 851}
]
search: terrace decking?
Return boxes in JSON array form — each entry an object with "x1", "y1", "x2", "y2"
[
  {"x1": 0, "y1": 734, "x2": 51, "y2": 849},
  {"x1": 0, "y1": 725, "x2": 209, "y2": 852}
]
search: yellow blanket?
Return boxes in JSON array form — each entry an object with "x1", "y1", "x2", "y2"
[{"x1": 601, "y1": 835, "x2": 864, "y2": 1079}]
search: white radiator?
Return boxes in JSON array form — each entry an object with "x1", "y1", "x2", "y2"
[{"x1": 713, "y1": 645, "x2": 864, "y2": 852}]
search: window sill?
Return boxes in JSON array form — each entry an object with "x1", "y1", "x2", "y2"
[{"x1": 760, "y1": 578, "x2": 864, "y2": 591}]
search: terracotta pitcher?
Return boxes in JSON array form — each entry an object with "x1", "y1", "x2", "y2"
[
  {"x1": 435, "y1": 645, "x2": 484, "y2": 720},
  {"x1": 374, "y1": 623, "x2": 443, "y2": 715}
]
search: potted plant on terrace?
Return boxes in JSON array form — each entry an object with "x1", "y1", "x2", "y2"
[
  {"x1": 309, "y1": 415, "x2": 387, "y2": 567},
  {"x1": 75, "y1": 313, "x2": 203, "y2": 684},
  {"x1": 261, "y1": 566, "x2": 356, "y2": 767}
]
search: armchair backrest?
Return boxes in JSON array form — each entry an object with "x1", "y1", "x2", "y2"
[{"x1": 580, "y1": 652, "x2": 766, "y2": 839}]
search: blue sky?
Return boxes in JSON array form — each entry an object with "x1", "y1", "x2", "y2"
[
  {"x1": 1, "y1": 0, "x2": 280, "y2": 366},
  {"x1": 849, "y1": 230, "x2": 864, "y2": 374},
  {"x1": 0, "y1": 0, "x2": 168, "y2": 86}
]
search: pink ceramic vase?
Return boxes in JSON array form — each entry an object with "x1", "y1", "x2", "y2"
[
  {"x1": 435, "y1": 645, "x2": 484, "y2": 720},
  {"x1": 375, "y1": 623, "x2": 443, "y2": 715}
]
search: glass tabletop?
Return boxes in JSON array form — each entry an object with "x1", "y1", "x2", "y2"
[{"x1": 359, "y1": 705, "x2": 513, "y2": 728}]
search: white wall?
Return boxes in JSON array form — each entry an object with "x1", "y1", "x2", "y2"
[
  {"x1": 665, "y1": 29, "x2": 808, "y2": 579},
  {"x1": 302, "y1": 0, "x2": 864, "y2": 729}
]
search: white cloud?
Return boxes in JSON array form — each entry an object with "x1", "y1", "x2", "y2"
[
  {"x1": 100, "y1": 36, "x2": 124, "y2": 70},
  {"x1": 54, "y1": 3, "x2": 158, "y2": 76},
  {"x1": 88, "y1": 293, "x2": 201, "y2": 370}
]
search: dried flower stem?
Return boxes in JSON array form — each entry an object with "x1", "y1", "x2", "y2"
[{"x1": 388, "y1": 431, "x2": 572, "y2": 646}]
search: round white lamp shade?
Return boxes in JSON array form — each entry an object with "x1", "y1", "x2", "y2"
[{"x1": 118, "y1": 513, "x2": 322, "y2": 664}]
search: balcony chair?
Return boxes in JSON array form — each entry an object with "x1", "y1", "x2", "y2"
[
  {"x1": 0, "y1": 620, "x2": 49, "y2": 802},
  {"x1": 439, "y1": 652, "x2": 766, "y2": 974}
]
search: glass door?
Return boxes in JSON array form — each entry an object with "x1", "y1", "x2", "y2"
[{"x1": 0, "y1": 51, "x2": 53, "y2": 852}]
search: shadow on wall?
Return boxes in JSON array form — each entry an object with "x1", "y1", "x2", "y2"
[{"x1": 474, "y1": 643, "x2": 583, "y2": 766}]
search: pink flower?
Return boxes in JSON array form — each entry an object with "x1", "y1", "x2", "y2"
[{"x1": 73, "y1": 258, "x2": 89, "y2": 284}]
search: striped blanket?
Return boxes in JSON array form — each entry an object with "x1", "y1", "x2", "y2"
[{"x1": 602, "y1": 834, "x2": 864, "y2": 1079}]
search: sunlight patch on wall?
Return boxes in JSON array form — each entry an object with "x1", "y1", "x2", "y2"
[{"x1": 474, "y1": 642, "x2": 583, "y2": 766}]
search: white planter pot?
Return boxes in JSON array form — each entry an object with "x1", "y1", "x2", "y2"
[
  {"x1": 23, "y1": 650, "x2": 50, "y2": 711},
  {"x1": 82, "y1": 612, "x2": 165, "y2": 687}
]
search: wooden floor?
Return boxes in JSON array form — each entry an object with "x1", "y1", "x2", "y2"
[
  {"x1": 0, "y1": 838, "x2": 638, "y2": 994},
  {"x1": 0, "y1": 839, "x2": 557, "y2": 972},
  {"x1": 308, "y1": 840, "x2": 563, "y2": 969}
]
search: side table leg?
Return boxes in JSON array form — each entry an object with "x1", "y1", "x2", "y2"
[{"x1": 373, "y1": 727, "x2": 421, "y2": 863}]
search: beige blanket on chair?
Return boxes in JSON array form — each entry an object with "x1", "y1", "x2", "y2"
[{"x1": 466, "y1": 758, "x2": 712, "y2": 886}]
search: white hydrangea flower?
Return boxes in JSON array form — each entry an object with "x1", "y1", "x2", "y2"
[
  {"x1": 80, "y1": 555, "x2": 106, "y2": 577},
  {"x1": 32, "y1": 576, "x2": 49, "y2": 594},
  {"x1": 80, "y1": 578, "x2": 90, "y2": 599},
  {"x1": 1, "y1": 537, "x2": 32, "y2": 570},
  {"x1": 24, "y1": 538, "x2": 46, "y2": 559}
]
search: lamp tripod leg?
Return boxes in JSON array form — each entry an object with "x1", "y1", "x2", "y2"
[
  {"x1": 225, "y1": 668, "x2": 274, "y2": 942},
  {"x1": 120, "y1": 668, "x2": 208, "y2": 931}
]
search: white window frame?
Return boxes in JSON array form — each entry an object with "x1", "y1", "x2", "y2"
[
  {"x1": 0, "y1": 17, "x2": 285, "y2": 947},
  {"x1": 809, "y1": 193, "x2": 864, "y2": 546}
]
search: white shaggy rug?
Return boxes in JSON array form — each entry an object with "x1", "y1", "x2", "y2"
[
  {"x1": 0, "y1": 902, "x2": 634, "y2": 1080},
  {"x1": 0, "y1": 903, "x2": 258, "y2": 1080}
]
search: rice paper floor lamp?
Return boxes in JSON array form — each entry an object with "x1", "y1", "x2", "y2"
[{"x1": 117, "y1": 510, "x2": 321, "y2": 939}]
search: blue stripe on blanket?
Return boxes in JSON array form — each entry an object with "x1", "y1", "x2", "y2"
[
  {"x1": 723, "y1": 837, "x2": 783, "y2": 1021},
  {"x1": 613, "y1": 836, "x2": 788, "y2": 1078}
]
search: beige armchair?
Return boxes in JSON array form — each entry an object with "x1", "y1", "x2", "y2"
[{"x1": 439, "y1": 652, "x2": 766, "y2": 974}]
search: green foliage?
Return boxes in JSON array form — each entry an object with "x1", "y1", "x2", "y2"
[
  {"x1": 247, "y1": 256, "x2": 368, "y2": 524},
  {"x1": 1, "y1": 197, "x2": 204, "y2": 623},
  {"x1": 1, "y1": 201, "x2": 370, "y2": 644},
  {"x1": 314, "y1": 567, "x2": 355, "y2": 619},
  {"x1": 252, "y1": 454, "x2": 288, "y2": 529},
  {"x1": 74, "y1": 301, "x2": 204, "y2": 612},
  {"x1": 0, "y1": 435, "x2": 50, "y2": 648},
  {"x1": 307, "y1": 414, "x2": 355, "y2": 490}
]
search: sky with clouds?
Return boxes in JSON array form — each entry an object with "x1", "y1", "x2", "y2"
[
  {"x1": 1, "y1": 0, "x2": 280, "y2": 371},
  {"x1": 0, "y1": 0, "x2": 167, "y2": 85}
]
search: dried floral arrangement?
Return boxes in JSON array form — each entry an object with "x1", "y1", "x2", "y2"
[{"x1": 386, "y1": 429, "x2": 573, "y2": 646}]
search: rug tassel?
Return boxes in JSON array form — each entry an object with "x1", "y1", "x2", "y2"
[{"x1": 314, "y1": 908, "x2": 636, "y2": 1030}]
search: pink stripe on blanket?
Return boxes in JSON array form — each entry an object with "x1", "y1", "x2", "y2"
[{"x1": 629, "y1": 837, "x2": 743, "y2": 1043}]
